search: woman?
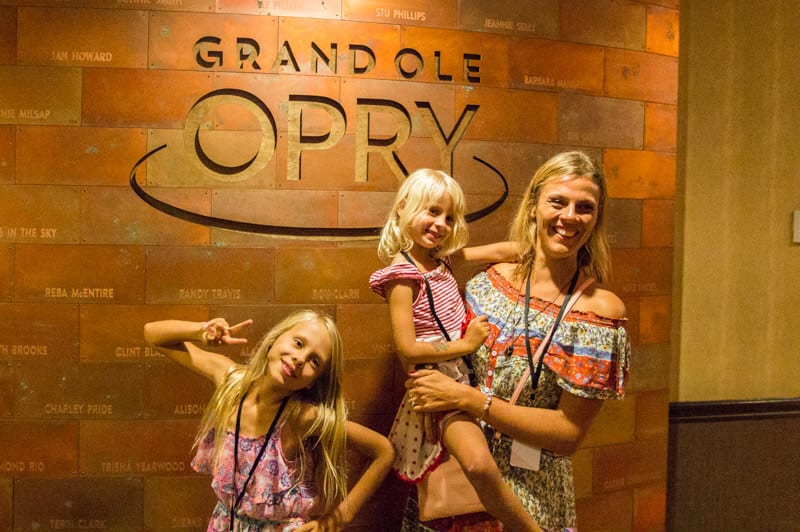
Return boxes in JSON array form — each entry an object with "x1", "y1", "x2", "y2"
[{"x1": 403, "y1": 151, "x2": 630, "y2": 531}]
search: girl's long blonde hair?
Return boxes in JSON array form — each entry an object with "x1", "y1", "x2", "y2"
[
  {"x1": 377, "y1": 168, "x2": 469, "y2": 263},
  {"x1": 509, "y1": 151, "x2": 611, "y2": 283},
  {"x1": 193, "y1": 309, "x2": 348, "y2": 517}
]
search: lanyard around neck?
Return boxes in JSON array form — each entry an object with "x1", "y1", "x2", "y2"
[
  {"x1": 523, "y1": 269, "x2": 579, "y2": 395},
  {"x1": 230, "y1": 392, "x2": 288, "y2": 531}
]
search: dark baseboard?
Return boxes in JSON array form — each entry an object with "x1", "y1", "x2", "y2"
[{"x1": 669, "y1": 397, "x2": 800, "y2": 423}]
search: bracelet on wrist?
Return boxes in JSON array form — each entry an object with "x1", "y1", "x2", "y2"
[{"x1": 478, "y1": 391, "x2": 493, "y2": 422}]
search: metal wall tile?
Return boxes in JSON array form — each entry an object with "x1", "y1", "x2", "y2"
[
  {"x1": 561, "y1": 0, "x2": 646, "y2": 50},
  {"x1": 143, "y1": 476, "x2": 217, "y2": 530},
  {"x1": 80, "y1": 304, "x2": 207, "y2": 363},
  {"x1": 0, "y1": 245, "x2": 10, "y2": 302},
  {"x1": 145, "y1": 362, "x2": 214, "y2": 419},
  {"x1": 0, "y1": 303, "x2": 79, "y2": 360},
  {"x1": 335, "y1": 303, "x2": 394, "y2": 360},
  {"x1": 343, "y1": 0, "x2": 458, "y2": 29},
  {"x1": 604, "y1": 149, "x2": 676, "y2": 199},
  {"x1": 0, "y1": 185, "x2": 80, "y2": 243},
  {"x1": 605, "y1": 198, "x2": 643, "y2": 249},
  {"x1": 0, "y1": 420, "x2": 79, "y2": 476},
  {"x1": 343, "y1": 357, "x2": 397, "y2": 415},
  {"x1": 0, "y1": 125, "x2": 13, "y2": 183},
  {"x1": 218, "y1": 0, "x2": 338, "y2": 18},
  {"x1": 14, "y1": 477, "x2": 144, "y2": 530},
  {"x1": 592, "y1": 436, "x2": 668, "y2": 494},
  {"x1": 0, "y1": 7, "x2": 15, "y2": 65},
  {"x1": 17, "y1": 126, "x2": 147, "y2": 186},
  {"x1": 18, "y1": 7, "x2": 148, "y2": 68},
  {"x1": 84, "y1": 0, "x2": 213, "y2": 11},
  {"x1": 644, "y1": 103, "x2": 677, "y2": 152},
  {"x1": 15, "y1": 361, "x2": 144, "y2": 419},
  {"x1": 14, "y1": 244, "x2": 146, "y2": 304},
  {"x1": 604, "y1": 49, "x2": 678, "y2": 105},
  {"x1": 558, "y1": 93, "x2": 644, "y2": 149},
  {"x1": 646, "y1": 5, "x2": 679, "y2": 57},
  {"x1": 145, "y1": 246, "x2": 275, "y2": 305},
  {"x1": 641, "y1": 199, "x2": 674, "y2": 248},
  {"x1": 508, "y1": 38, "x2": 604, "y2": 95},
  {"x1": 0, "y1": 66, "x2": 81, "y2": 126},
  {"x1": 639, "y1": 295, "x2": 671, "y2": 345},
  {"x1": 459, "y1": 0, "x2": 559, "y2": 38},
  {"x1": 457, "y1": 86, "x2": 558, "y2": 143}
]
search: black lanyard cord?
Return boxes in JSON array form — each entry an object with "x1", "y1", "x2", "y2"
[
  {"x1": 230, "y1": 393, "x2": 289, "y2": 531},
  {"x1": 523, "y1": 269, "x2": 579, "y2": 395}
]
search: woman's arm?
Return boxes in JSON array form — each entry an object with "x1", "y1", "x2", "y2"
[
  {"x1": 460, "y1": 241, "x2": 520, "y2": 264},
  {"x1": 386, "y1": 280, "x2": 488, "y2": 367},
  {"x1": 407, "y1": 369, "x2": 602, "y2": 456},
  {"x1": 301, "y1": 421, "x2": 395, "y2": 530},
  {"x1": 143, "y1": 318, "x2": 251, "y2": 386}
]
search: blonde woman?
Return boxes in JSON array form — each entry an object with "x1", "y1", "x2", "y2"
[
  {"x1": 369, "y1": 168, "x2": 539, "y2": 530},
  {"x1": 144, "y1": 309, "x2": 394, "y2": 531},
  {"x1": 405, "y1": 152, "x2": 630, "y2": 531}
]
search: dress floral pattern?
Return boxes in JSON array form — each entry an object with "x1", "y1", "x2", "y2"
[
  {"x1": 192, "y1": 421, "x2": 316, "y2": 531},
  {"x1": 402, "y1": 266, "x2": 630, "y2": 531}
]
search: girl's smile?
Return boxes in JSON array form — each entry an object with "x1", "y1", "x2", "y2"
[
  {"x1": 269, "y1": 321, "x2": 332, "y2": 391},
  {"x1": 408, "y1": 192, "x2": 455, "y2": 250}
]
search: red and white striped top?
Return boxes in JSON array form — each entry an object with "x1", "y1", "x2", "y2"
[{"x1": 369, "y1": 261, "x2": 465, "y2": 341}]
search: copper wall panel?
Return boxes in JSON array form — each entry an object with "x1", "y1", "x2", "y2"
[
  {"x1": 145, "y1": 246, "x2": 275, "y2": 304},
  {"x1": 274, "y1": 247, "x2": 383, "y2": 304},
  {"x1": 342, "y1": 357, "x2": 398, "y2": 415},
  {"x1": 336, "y1": 303, "x2": 394, "y2": 360},
  {"x1": 0, "y1": 125, "x2": 14, "y2": 183},
  {"x1": 15, "y1": 244, "x2": 146, "y2": 304},
  {"x1": 580, "y1": 395, "x2": 636, "y2": 448},
  {"x1": 79, "y1": 419, "x2": 197, "y2": 475},
  {"x1": 0, "y1": 245, "x2": 10, "y2": 302},
  {"x1": 604, "y1": 149, "x2": 675, "y2": 199},
  {"x1": 626, "y1": 343, "x2": 670, "y2": 393},
  {"x1": 80, "y1": 304, "x2": 207, "y2": 363},
  {"x1": 0, "y1": 185, "x2": 79, "y2": 244},
  {"x1": 0, "y1": 420, "x2": 78, "y2": 476},
  {"x1": 149, "y1": 12, "x2": 278, "y2": 71},
  {"x1": 15, "y1": 361, "x2": 144, "y2": 419},
  {"x1": 638, "y1": 295, "x2": 670, "y2": 345},
  {"x1": 0, "y1": 363, "x2": 12, "y2": 416},
  {"x1": 641, "y1": 199, "x2": 673, "y2": 247},
  {"x1": 644, "y1": 102, "x2": 677, "y2": 152},
  {"x1": 635, "y1": 390, "x2": 669, "y2": 439},
  {"x1": 84, "y1": 0, "x2": 213, "y2": 11},
  {"x1": 561, "y1": 0, "x2": 646, "y2": 50},
  {"x1": 558, "y1": 93, "x2": 644, "y2": 149},
  {"x1": 457, "y1": 86, "x2": 558, "y2": 143},
  {"x1": 571, "y1": 449, "x2": 592, "y2": 499},
  {"x1": 18, "y1": 8, "x2": 148, "y2": 68},
  {"x1": 646, "y1": 5, "x2": 679, "y2": 57},
  {"x1": 144, "y1": 476, "x2": 216, "y2": 530},
  {"x1": 605, "y1": 198, "x2": 642, "y2": 248},
  {"x1": 508, "y1": 38, "x2": 604, "y2": 95},
  {"x1": 401, "y1": 26, "x2": 509, "y2": 87},
  {"x1": 0, "y1": 7, "x2": 14, "y2": 65},
  {"x1": 17, "y1": 126, "x2": 147, "y2": 185},
  {"x1": 218, "y1": 0, "x2": 337, "y2": 18},
  {"x1": 145, "y1": 362, "x2": 214, "y2": 419},
  {"x1": 608, "y1": 248, "x2": 673, "y2": 297},
  {"x1": 453, "y1": 140, "x2": 603, "y2": 196},
  {"x1": 343, "y1": 0, "x2": 458, "y2": 29},
  {"x1": 459, "y1": 0, "x2": 559, "y2": 38},
  {"x1": 622, "y1": 296, "x2": 640, "y2": 347},
  {"x1": 0, "y1": 66, "x2": 81, "y2": 126},
  {"x1": 593, "y1": 437, "x2": 668, "y2": 493},
  {"x1": 604, "y1": 49, "x2": 678, "y2": 105},
  {"x1": 82, "y1": 69, "x2": 213, "y2": 128},
  {"x1": 14, "y1": 477, "x2": 144, "y2": 530},
  {"x1": 633, "y1": 484, "x2": 666, "y2": 531},
  {"x1": 0, "y1": 303, "x2": 79, "y2": 360},
  {"x1": 277, "y1": 18, "x2": 402, "y2": 80},
  {"x1": 641, "y1": 0, "x2": 678, "y2": 9},
  {"x1": 211, "y1": 189, "x2": 339, "y2": 228},
  {"x1": 575, "y1": 491, "x2": 633, "y2": 531},
  {"x1": 338, "y1": 190, "x2": 395, "y2": 228},
  {"x1": 0, "y1": 478, "x2": 9, "y2": 531},
  {"x1": 80, "y1": 186, "x2": 211, "y2": 246}
]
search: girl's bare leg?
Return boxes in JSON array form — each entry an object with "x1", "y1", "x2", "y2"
[{"x1": 442, "y1": 414, "x2": 542, "y2": 532}]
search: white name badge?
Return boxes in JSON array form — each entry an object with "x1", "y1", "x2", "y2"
[{"x1": 510, "y1": 440, "x2": 541, "y2": 471}]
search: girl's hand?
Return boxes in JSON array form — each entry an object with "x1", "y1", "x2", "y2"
[
  {"x1": 406, "y1": 368, "x2": 470, "y2": 413},
  {"x1": 295, "y1": 513, "x2": 344, "y2": 531},
  {"x1": 462, "y1": 315, "x2": 490, "y2": 350},
  {"x1": 200, "y1": 318, "x2": 252, "y2": 346}
]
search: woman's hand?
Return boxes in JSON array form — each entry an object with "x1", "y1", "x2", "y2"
[
  {"x1": 200, "y1": 318, "x2": 252, "y2": 346},
  {"x1": 405, "y1": 368, "x2": 479, "y2": 415}
]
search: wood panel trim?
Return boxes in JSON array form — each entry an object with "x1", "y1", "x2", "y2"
[{"x1": 669, "y1": 398, "x2": 800, "y2": 423}]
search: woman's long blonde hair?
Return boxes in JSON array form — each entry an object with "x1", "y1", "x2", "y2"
[
  {"x1": 377, "y1": 168, "x2": 469, "y2": 263},
  {"x1": 193, "y1": 309, "x2": 348, "y2": 517},
  {"x1": 509, "y1": 151, "x2": 611, "y2": 283}
]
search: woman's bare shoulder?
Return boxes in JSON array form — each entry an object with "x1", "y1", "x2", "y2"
[
  {"x1": 581, "y1": 285, "x2": 626, "y2": 319},
  {"x1": 490, "y1": 262, "x2": 518, "y2": 280}
]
